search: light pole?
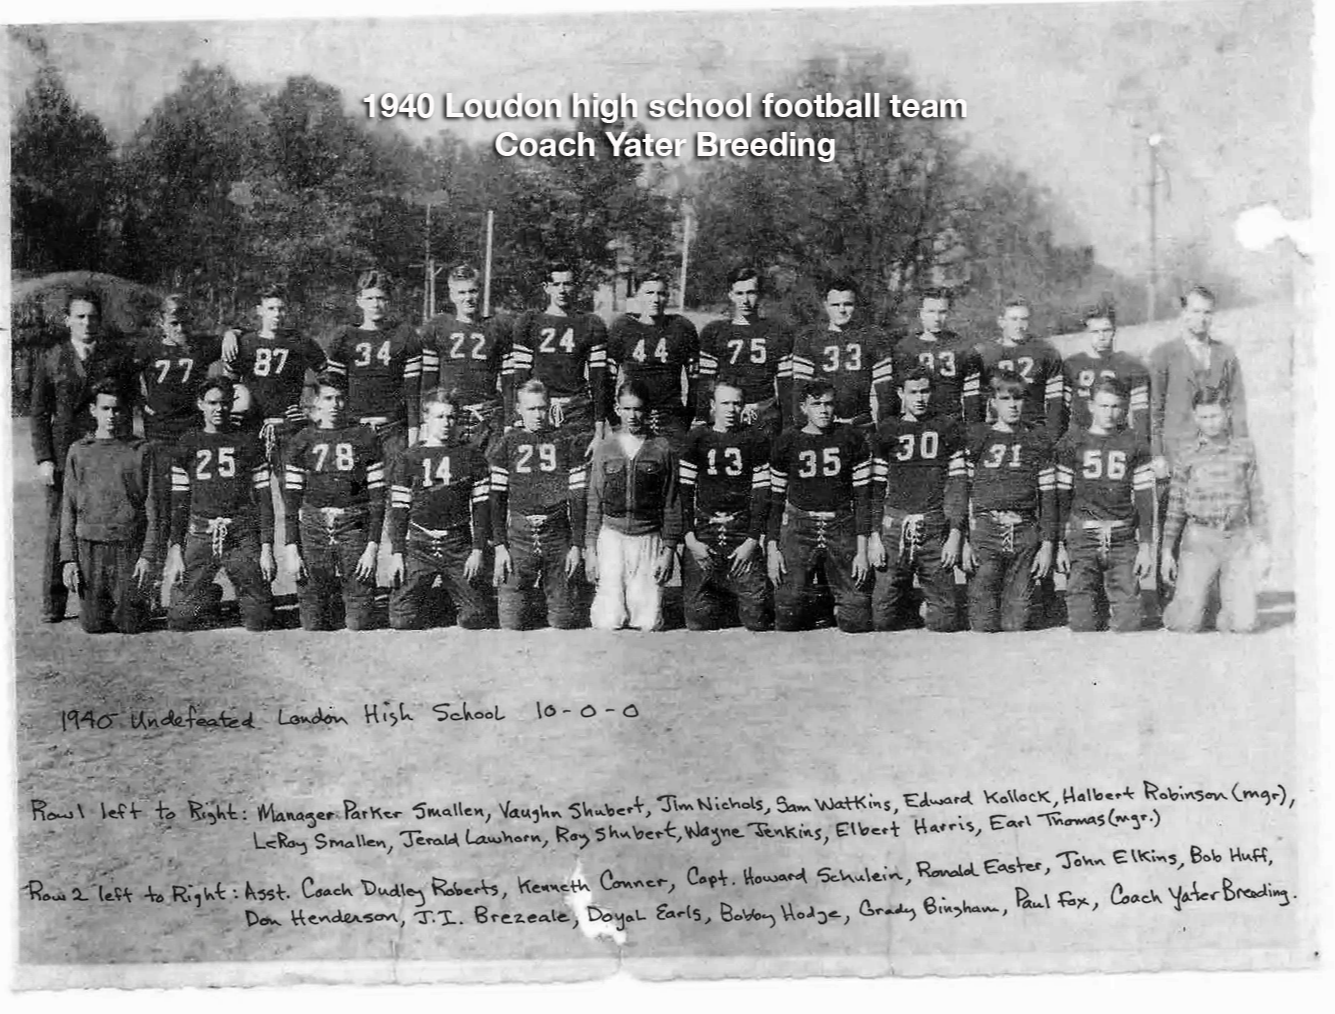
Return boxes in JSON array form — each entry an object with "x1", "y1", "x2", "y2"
[{"x1": 1146, "y1": 133, "x2": 1162, "y2": 322}]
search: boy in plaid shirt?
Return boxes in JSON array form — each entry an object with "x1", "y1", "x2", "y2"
[{"x1": 1160, "y1": 389, "x2": 1268, "y2": 633}]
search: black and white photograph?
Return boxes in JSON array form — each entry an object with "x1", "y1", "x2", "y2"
[{"x1": 4, "y1": 0, "x2": 1320, "y2": 990}]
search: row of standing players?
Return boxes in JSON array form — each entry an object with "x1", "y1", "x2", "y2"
[{"x1": 36, "y1": 267, "x2": 1263, "y2": 635}]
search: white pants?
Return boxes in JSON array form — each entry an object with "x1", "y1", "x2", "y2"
[{"x1": 591, "y1": 527, "x2": 663, "y2": 631}]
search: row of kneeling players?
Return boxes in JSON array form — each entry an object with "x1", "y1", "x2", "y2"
[{"x1": 54, "y1": 359, "x2": 1266, "y2": 637}]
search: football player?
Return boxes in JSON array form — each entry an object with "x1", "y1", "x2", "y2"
[
  {"x1": 964, "y1": 370, "x2": 1058, "y2": 632},
  {"x1": 488, "y1": 380, "x2": 588, "y2": 630},
  {"x1": 387, "y1": 388, "x2": 496, "y2": 630},
  {"x1": 887, "y1": 288, "x2": 982, "y2": 425},
  {"x1": 783, "y1": 277, "x2": 894, "y2": 430},
  {"x1": 509, "y1": 262, "x2": 610, "y2": 447},
  {"x1": 163, "y1": 376, "x2": 275, "y2": 632},
  {"x1": 975, "y1": 298, "x2": 1066, "y2": 439},
  {"x1": 420, "y1": 264, "x2": 510, "y2": 451},
  {"x1": 768, "y1": 379, "x2": 874, "y2": 633},
  {"x1": 1062, "y1": 307, "x2": 1150, "y2": 440},
  {"x1": 282, "y1": 374, "x2": 385, "y2": 631},
  {"x1": 608, "y1": 273, "x2": 700, "y2": 452},
  {"x1": 869, "y1": 368, "x2": 968, "y2": 632},
  {"x1": 1054, "y1": 377, "x2": 1155, "y2": 632},
  {"x1": 679, "y1": 377, "x2": 772, "y2": 631},
  {"x1": 325, "y1": 268, "x2": 424, "y2": 464},
  {"x1": 694, "y1": 267, "x2": 791, "y2": 435}
]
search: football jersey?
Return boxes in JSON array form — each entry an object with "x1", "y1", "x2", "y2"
[
  {"x1": 976, "y1": 338, "x2": 1066, "y2": 438},
  {"x1": 768, "y1": 424, "x2": 873, "y2": 536},
  {"x1": 888, "y1": 330, "x2": 983, "y2": 424},
  {"x1": 133, "y1": 334, "x2": 224, "y2": 441},
  {"x1": 785, "y1": 324, "x2": 895, "y2": 425},
  {"x1": 1062, "y1": 350, "x2": 1150, "y2": 441},
  {"x1": 420, "y1": 313, "x2": 509, "y2": 406},
  {"x1": 388, "y1": 441, "x2": 491, "y2": 553},
  {"x1": 230, "y1": 330, "x2": 328, "y2": 421},
  {"x1": 325, "y1": 322, "x2": 423, "y2": 426},
  {"x1": 695, "y1": 318, "x2": 791, "y2": 412},
  {"x1": 486, "y1": 426, "x2": 588, "y2": 546},
  {"x1": 1055, "y1": 427, "x2": 1155, "y2": 527},
  {"x1": 169, "y1": 429, "x2": 273, "y2": 544},
  {"x1": 871, "y1": 415, "x2": 967, "y2": 526},
  {"x1": 678, "y1": 425, "x2": 770, "y2": 541},
  {"x1": 965, "y1": 423, "x2": 1058, "y2": 538},
  {"x1": 509, "y1": 310, "x2": 609, "y2": 416},
  {"x1": 608, "y1": 314, "x2": 700, "y2": 413},
  {"x1": 282, "y1": 424, "x2": 385, "y2": 544}
]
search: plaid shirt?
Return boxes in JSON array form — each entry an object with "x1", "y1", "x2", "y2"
[{"x1": 1162, "y1": 434, "x2": 1266, "y2": 547}]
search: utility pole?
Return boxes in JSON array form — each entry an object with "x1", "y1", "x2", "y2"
[
  {"x1": 1146, "y1": 133, "x2": 1161, "y2": 322},
  {"x1": 483, "y1": 210, "x2": 495, "y2": 318},
  {"x1": 423, "y1": 202, "x2": 432, "y2": 325},
  {"x1": 678, "y1": 204, "x2": 692, "y2": 313}
]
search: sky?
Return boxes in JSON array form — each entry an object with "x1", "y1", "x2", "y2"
[{"x1": 5, "y1": 0, "x2": 1315, "y2": 300}]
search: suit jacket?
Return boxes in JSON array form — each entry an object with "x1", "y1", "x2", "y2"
[
  {"x1": 30, "y1": 340, "x2": 138, "y2": 468},
  {"x1": 1148, "y1": 336, "x2": 1248, "y2": 461}
]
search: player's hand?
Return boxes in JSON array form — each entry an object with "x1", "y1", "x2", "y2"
[
  {"x1": 493, "y1": 545, "x2": 511, "y2": 586},
  {"x1": 1134, "y1": 543, "x2": 1154, "y2": 582},
  {"x1": 852, "y1": 548, "x2": 870, "y2": 585},
  {"x1": 940, "y1": 530, "x2": 963, "y2": 570},
  {"x1": 767, "y1": 544, "x2": 786, "y2": 585},
  {"x1": 653, "y1": 546, "x2": 675, "y2": 585},
  {"x1": 62, "y1": 561, "x2": 81, "y2": 596},
  {"x1": 464, "y1": 548, "x2": 483, "y2": 582},
  {"x1": 388, "y1": 552, "x2": 405, "y2": 588},
  {"x1": 584, "y1": 548, "x2": 599, "y2": 584},
  {"x1": 355, "y1": 543, "x2": 379, "y2": 582},
  {"x1": 1032, "y1": 541, "x2": 1054, "y2": 579},
  {"x1": 38, "y1": 461, "x2": 56, "y2": 486},
  {"x1": 565, "y1": 546, "x2": 583, "y2": 580},
  {"x1": 684, "y1": 533, "x2": 713, "y2": 571},
  {"x1": 1160, "y1": 549, "x2": 1177, "y2": 584},
  {"x1": 407, "y1": 427, "x2": 419, "y2": 448},
  {"x1": 1055, "y1": 543, "x2": 1070, "y2": 576},
  {"x1": 960, "y1": 539, "x2": 978, "y2": 574},
  {"x1": 728, "y1": 537, "x2": 758, "y2": 576},
  {"x1": 1253, "y1": 540, "x2": 1271, "y2": 581},
  {"x1": 133, "y1": 556, "x2": 153, "y2": 591},
  {"x1": 741, "y1": 403, "x2": 759, "y2": 425},
  {"x1": 221, "y1": 330, "x2": 240, "y2": 362},
  {"x1": 164, "y1": 545, "x2": 185, "y2": 587},
  {"x1": 1151, "y1": 455, "x2": 1169, "y2": 480},
  {"x1": 867, "y1": 532, "x2": 887, "y2": 570},
  {"x1": 259, "y1": 543, "x2": 276, "y2": 583},
  {"x1": 286, "y1": 543, "x2": 306, "y2": 581}
]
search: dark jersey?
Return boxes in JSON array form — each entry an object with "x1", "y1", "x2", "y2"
[
  {"x1": 608, "y1": 314, "x2": 700, "y2": 413},
  {"x1": 1055, "y1": 427, "x2": 1155, "y2": 529},
  {"x1": 229, "y1": 330, "x2": 328, "y2": 421},
  {"x1": 678, "y1": 425, "x2": 770, "y2": 541},
  {"x1": 170, "y1": 429, "x2": 273, "y2": 544},
  {"x1": 390, "y1": 441, "x2": 491, "y2": 553},
  {"x1": 325, "y1": 322, "x2": 423, "y2": 426},
  {"x1": 768, "y1": 424, "x2": 873, "y2": 537},
  {"x1": 785, "y1": 324, "x2": 895, "y2": 425},
  {"x1": 976, "y1": 338, "x2": 1066, "y2": 438},
  {"x1": 695, "y1": 318, "x2": 790, "y2": 412},
  {"x1": 965, "y1": 423, "x2": 1058, "y2": 539},
  {"x1": 888, "y1": 330, "x2": 983, "y2": 424},
  {"x1": 486, "y1": 427, "x2": 588, "y2": 546},
  {"x1": 420, "y1": 313, "x2": 509, "y2": 407},
  {"x1": 133, "y1": 334, "x2": 224, "y2": 440},
  {"x1": 509, "y1": 311, "x2": 609, "y2": 417},
  {"x1": 282, "y1": 424, "x2": 385, "y2": 544},
  {"x1": 871, "y1": 415, "x2": 967, "y2": 528},
  {"x1": 1062, "y1": 350, "x2": 1151, "y2": 442}
]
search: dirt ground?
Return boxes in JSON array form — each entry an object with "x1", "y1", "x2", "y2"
[{"x1": 11, "y1": 303, "x2": 1305, "y2": 979}]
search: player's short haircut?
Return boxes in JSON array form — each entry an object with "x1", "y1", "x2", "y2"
[
  {"x1": 65, "y1": 287, "x2": 102, "y2": 314},
  {"x1": 89, "y1": 377, "x2": 123, "y2": 403},
  {"x1": 421, "y1": 386, "x2": 460, "y2": 415},
  {"x1": 196, "y1": 374, "x2": 235, "y2": 404},
  {"x1": 638, "y1": 271, "x2": 669, "y2": 289},
  {"x1": 313, "y1": 371, "x2": 347, "y2": 395},
  {"x1": 256, "y1": 284, "x2": 286, "y2": 304},
  {"x1": 899, "y1": 366, "x2": 935, "y2": 389},
  {"x1": 616, "y1": 378, "x2": 652, "y2": 404},
  {"x1": 710, "y1": 376, "x2": 745, "y2": 401},
  {"x1": 728, "y1": 265, "x2": 762, "y2": 290},
  {"x1": 1089, "y1": 377, "x2": 1128, "y2": 402},
  {"x1": 545, "y1": 261, "x2": 574, "y2": 281},
  {"x1": 1180, "y1": 284, "x2": 1216, "y2": 307},
  {"x1": 1083, "y1": 304, "x2": 1116, "y2": 327},
  {"x1": 1191, "y1": 387, "x2": 1229, "y2": 410},
  {"x1": 824, "y1": 276, "x2": 857, "y2": 299},
  {"x1": 988, "y1": 369, "x2": 1027, "y2": 398},
  {"x1": 160, "y1": 292, "x2": 189, "y2": 316},
  {"x1": 448, "y1": 264, "x2": 480, "y2": 284},
  {"x1": 1001, "y1": 296, "x2": 1031, "y2": 314},
  {"x1": 516, "y1": 378, "x2": 548, "y2": 401},
  {"x1": 357, "y1": 268, "x2": 390, "y2": 293},
  {"x1": 802, "y1": 379, "x2": 837, "y2": 402},
  {"x1": 919, "y1": 287, "x2": 951, "y2": 306}
]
